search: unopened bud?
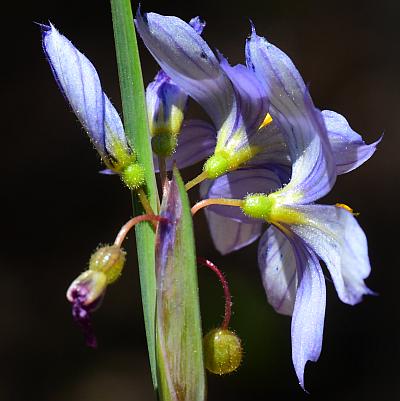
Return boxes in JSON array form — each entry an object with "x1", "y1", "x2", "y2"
[
  {"x1": 89, "y1": 245, "x2": 126, "y2": 284},
  {"x1": 203, "y1": 328, "x2": 243, "y2": 375},
  {"x1": 146, "y1": 70, "x2": 187, "y2": 140}
]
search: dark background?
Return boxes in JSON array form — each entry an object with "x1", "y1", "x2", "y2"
[{"x1": 2, "y1": 0, "x2": 399, "y2": 400}]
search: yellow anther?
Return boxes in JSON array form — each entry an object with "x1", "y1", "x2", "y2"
[
  {"x1": 336, "y1": 203, "x2": 359, "y2": 216},
  {"x1": 259, "y1": 113, "x2": 273, "y2": 130}
]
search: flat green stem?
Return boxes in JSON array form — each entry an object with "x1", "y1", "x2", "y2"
[{"x1": 110, "y1": 0, "x2": 159, "y2": 390}]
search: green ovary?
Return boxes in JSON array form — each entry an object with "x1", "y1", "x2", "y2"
[
  {"x1": 242, "y1": 194, "x2": 307, "y2": 225},
  {"x1": 108, "y1": 139, "x2": 136, "y2": 171},
  {"x1": 151, "y1": 132, "x2": 178, "y2": 157},
  {"x1": 121, "y1": 163, "x2": 146, "y2": 190},
  {"x1": 204, "y1": 144, "x2": 262, "y2": 180},
  {"x1": 241, "y1": 194, "x2": 275, "y2": 221},
  {"x1": 204, "y1": 153, "x2": 231, "y2": 179}
]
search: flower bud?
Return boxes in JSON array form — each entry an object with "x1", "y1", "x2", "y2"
[
  {"x1": 203, "y1": 328, "x2": 243, "y2": 375},
  {"x1": 146, "y1": 70, "x2": 187, "y2": 140},
  {"x1": 89, "y1": 245, "x2": 126, "y2": 284}
]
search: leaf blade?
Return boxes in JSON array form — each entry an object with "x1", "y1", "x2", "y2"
[{"x1": 110, "y1": 0, "x2": 159, "y2": 389}]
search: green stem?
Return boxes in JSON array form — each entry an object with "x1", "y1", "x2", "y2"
[{"x1": 110, "y1": 0, "x2": 159, "y2": 390}]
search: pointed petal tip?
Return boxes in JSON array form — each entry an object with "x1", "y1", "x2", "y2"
[
  {"x1": 249, "y1": 19, "x2": 256, "y2": 36},
  {"x1": 35, "y1": 21, "x2": 51, "y2": 34},
  {"x1": 134, "y1": 5, "x2": 147, "y2": 26},
  {"x1": 189, "y1": 16, "x2": 206, "y2": 34},
  {"x1": 216, "y1": 49, "x2": 228, "y2": 65},
  {"x1": 373, "y1": 133, "x2": 384, "y2": 147}
]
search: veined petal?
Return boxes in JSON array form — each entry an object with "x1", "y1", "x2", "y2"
[
  {"x1": 104, "y1": 95, "x2": 129, "y2": 158},
  {"x1": 323, "y1": 110, "x2": 381, "y2": 175},
  {"x1": 246, "y1": 29, "x2": 336, "y2": 204},
  {"x1": 290, "y1": 238, "x2": 326, "y2": 390},
  {"x1": 286, "y1": 204, "x2": 373, "y2": 305},
  {"x1": 153, "y1": 119, "x2": 216, "y2": 171},
  {"x1": 247, "y1": 120, "x2": 291, "y2": 169},
  {"x1": 135, "y1": 11, "x2": 235, "y2": 130},
  {"x1": 189, "y1": 16, "x2": 206, "y2": 34},
  {"x1": 201, "y1": 168, "x2": 282, "y2": 223},
  {"x1": 42, "y1": 24, "x2": 106, "y2": 156},
  {"x1": 258, "y1": 226, "x2": 297, "y2": 316},
  {"x1": 205, "y1": 209, "x2": 263, "y2": 255},
  {"x1": 244, "y1": 110, "x2": 378, "y2": 176},
  {"x1": 217, "y1": 57, "x2": 269, "y2": 149}
]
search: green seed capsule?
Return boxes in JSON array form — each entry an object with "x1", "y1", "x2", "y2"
[
  {"x1": 89, "y1": 245, "x2": 126, "y2": 284},
  {"x1": 203, "y1": 328, "x2": 243, "y2": 375},
  {"x1": 121, "y1": 163, "x2": 146, "y2": 190}
]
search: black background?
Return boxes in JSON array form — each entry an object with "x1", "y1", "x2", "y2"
[{"x1": 2, "y1": 0, "x2": 399, "y2": 400}]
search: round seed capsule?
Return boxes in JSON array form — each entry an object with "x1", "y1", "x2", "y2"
[
  {"x1": 121, "y1": 163, "x2": 145, "y2": 190},
  {"x1": 89, "y1": 245, "x2": 126, "y2": 284},
  {"x1": 203, "y1": 328, "x2": 242, "y2": 375}
]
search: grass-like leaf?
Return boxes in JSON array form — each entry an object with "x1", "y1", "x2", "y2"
[{"x1": 110, "y1": 0, "x2": 159, "y2": 389}]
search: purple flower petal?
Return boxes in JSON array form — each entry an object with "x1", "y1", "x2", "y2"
[
  {"x1": 153, "y1": 119, "x2": 217, "y2": 171},
  {"x1": 218, "y1": 57, "x2": 269, "y2": 145},
  {"x1": 323, "y1": 110, "x2": 381, "y2": 175},
  {"x1": 146, "y1": 70, "x2": 188, "y2": 136},
  {"x1": 135, "y1": 11, "x2": 234, "y2": 130},
  {"x1": 104, "y1": 95, "x2": 129, "y2": 157},
  {"x1": 189, "y1": 16, "x2": 206, "y2": 34},
  {"x1": 204, "y1": 209, "x2": 263, "y2": 255},
  {"x1": 247, "y1": 120, "x2": 291, "y2": 169},
  {"x1": 290, "y1": 238, "x2": 326, "y2": 390},
  {"x1": 257, "y1": 226, "x2": 297, "y2": 316},
  {"x1": 246, "y1": 29, "x2": 336, "y2": 204},
  {"x1": 200, "y1": 168, "x2": 282, "y2": 223},
  {"x1": 66, "y1": 270, "x2": 107, "y2": 348},
  {"x1": 42, "y1": 24, "x2": 107, "y2": 157},
  {"x1": 99, "y1": 168, "x2": 117, "y2": 175},
  {"x1": 71, "y1": 293, "x2": 98, "y2": 348},
  {"x1": 286, "y1": 204, "x2": 373, "y2": 305}
]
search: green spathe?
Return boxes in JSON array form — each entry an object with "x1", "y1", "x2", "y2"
[{"x1": 155, "y1": 167, "x2": 206, "y2": 401}]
